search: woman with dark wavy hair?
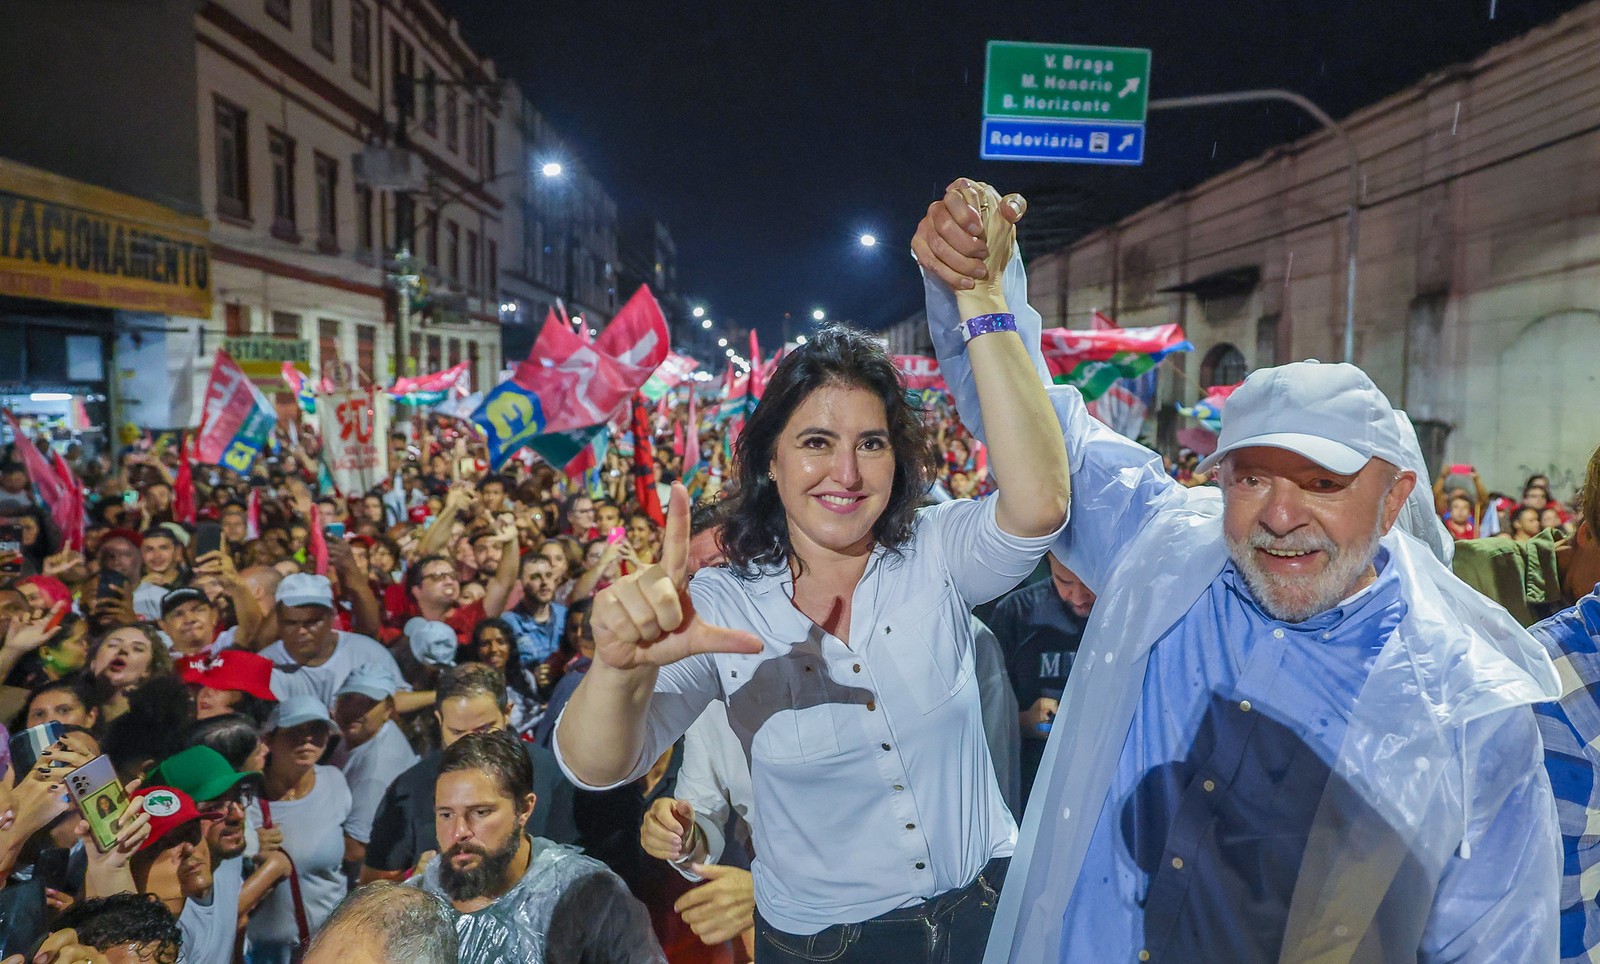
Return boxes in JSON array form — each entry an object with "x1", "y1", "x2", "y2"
[{"x1": 556, "y1": 184, "x2": 1070, "y2": 963}]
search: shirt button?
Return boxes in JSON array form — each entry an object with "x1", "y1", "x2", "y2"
[
  {"x1": 914, "y1": 861, "x2": 925, "y2": 870},
  {"x1": 1139, "y1": 952, "x2": 1151, "y2": 962},
  {"x1": 1202, "y1": 779, "x2": 1216, "y2": 792},
  {"x1": 892, "y1": 784, "x2": 904, "y2": 792},
  {"x1": 852, "y1": 663, "x2": 861, "y2": 673},
  {"x1": 1272, "y1": 629, "x2": 1285, "y2": 639},
  {"x1": 867, "y1": 701, "x2": 876, "y2": 711},
  {"x1": 1239, "y1": 700, "x2": 1252, "y2": 713},
  {"x1": 881, "y1": 742, "x2": 891, "y2": 751},
  {"x1": 905, "y1": 823, "x2": 916, "y2": 830},
  {"x1": 1171, "y1": 857, "x2": 1184, "y2": 870},
  {"x1": 885, "y1": 625, "x2": 892, "y2": 634}
]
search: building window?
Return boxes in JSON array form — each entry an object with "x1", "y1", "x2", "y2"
[
  {"x1": 446, "y1": 220, "x2": 459, "y2": 284},
  {"x1": 427, "y1": 335, "x2": 441, "y2": 372},
  {"x1": 484, "y1": 122, "x2": 495, "y2": 178},
  {"x1": 271, "y1": 311, "x2": 300, "y2": 339},
  {"x1": 213, "y1": 98, "x2": 249, "y2": 221},
  {"x1": 487, "y1": 240, "x2": 498, "y2": 293},
  {"x1": 391, "y1": 33, "x2": 415, "y2": 120},
  {"x1": 265, "y1": 0, "x2": 290, "y2": 28},
  {"x1": 356, "y1": 324, "x2": 375, "y2": 383},
  {"x1": 1200, "y1": 343, "x2": 1249, "y2": 388},
  {"x1": 466, "y1": 230, "x2": 479, "y2": 292},
  {"x1": 319, "y1": 319, "x2": 341, "y2": 384},
  {"x1": 409, "y1": 333, "x2": 421, "y2": 364},
  {"x1": 311, "y1": 0, "x2": 334, "y2": 58},
  {"x1": 314, "y1": 153, "x2": 338, "y2": 253},
  {"x1": 467, "y1": 341, "x2": 480, "y2": 390},
  {"x1": 444, "y1": 89, "x2": 458, "y2": 153},
  {"x1": 225, "y1": 304, "x2": 249, "y2": 337},
  {"x1": 356, "y1": 185, "x2": 374, "y2": 251},
  {"x1": 268, "y1": 131, "x2": 298, "y2": 242},
  {"x1": 422, "y1": 67, "x2": 437, "y2": 136},
  {"x1": 464, "y1": 102, "x2": 478, "y2": 167},
  {"x1": 448, "y1": 338, "x2": 461, "y2": 368},
  {"x1": 350, "y1": 1, "x2": 372, "y2": 85},
  {"x1": 425, "y1": 210, "x2": 439, "y2": 267}
]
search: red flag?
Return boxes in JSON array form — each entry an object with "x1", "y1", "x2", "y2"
[
  {"x1": 631, "y1": 394, "x2": 665, "y2": 526},
  {"x1": 47, "y1": 450, "x2": 84, "y2": 552},
  {"x1": 308, "y1": 504, "x2": 328, "y2": 576},
  {"x1": 173, "y1": 432, "x2": 196, "y2": 525},
  {"x1": 507, "y1": 288, "x2": 670, "y2": 435},
  {"x1": 1091, "y1": 310, "x2": 1120, "y2": 330},
  {"x1": 3, "y1": 410, "x2": 74, "y2": 541},
  {"x1": 246, "y1": 488, "x2": 261, "y2": 539},
  {"x1": 749, "y1": 330, "x2": 765, "y2": 399}
]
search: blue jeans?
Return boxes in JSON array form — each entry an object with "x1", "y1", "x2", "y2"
[{"x1": 754, "y1": 859, "x2": 1007, "y2": 964}]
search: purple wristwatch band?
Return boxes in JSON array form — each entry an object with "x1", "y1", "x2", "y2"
[{"x1": 959, "y1": 312, "x2": 1018, "y2": 342}]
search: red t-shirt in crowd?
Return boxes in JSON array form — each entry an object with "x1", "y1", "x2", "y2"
[
  {"x1": 1445, "y1": 517, "x2": 1478, "y2": 541},
  {"x1": 445, "y1": 599, "x2": 487, "y2": 647}
]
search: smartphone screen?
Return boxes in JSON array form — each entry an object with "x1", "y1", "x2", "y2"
[
  {"x1": 325, "y1": 522, "x2": 346, "y2": 539},
  {"x1": 65, "y1": 755, "x2": 128, "y2": 852},
  {"x1": 97, "y1": 568, "x2": 130, "y2": 600},
  {"x1": 194, "y1": 522, "x2": 224, "y2": 558},
  {"x1": 607, "y1": 526, "x2": 627, "y2": 545},
  {"x1": 0, "y1": 522, "x2": 21, "y2": 576}
]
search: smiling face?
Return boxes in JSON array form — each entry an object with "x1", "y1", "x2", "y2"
[
  {"x1": 596, "y1": 503, "x2": 621, "y2": 534},
  {"x1": 92, "y1": 627, "x2": 157, "y2": 689},
  {"x1": 162, "y1": 599, "x2": 218, "y2": 653},
  {"x1": 768, "y1": 383, "x2": 895, "y2": 562},
  {"x1": 141, "y1": 534, "x2": 179, "y2": 575},
  {"x1": 1220, "y1": 448, "x2": 1414, "y2": 623},
  {"x1": 474, "y1": 624, "x2": 512, "y2": 670}
]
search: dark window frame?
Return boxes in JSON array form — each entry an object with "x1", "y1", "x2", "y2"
[
  {"x1": 310, "y1": 0, "x2": 334, "y2": 59},
  {"x1": 313, "y1": 152, "x2": 339, "y2": 254},
  {"x1": 268, "y1": 129, "x2": 300, "y2": 243},
  {"x1": 213, "y1": 96, "x2": 250, "y2": 222},
  {"x1": 350, "y1": 1, "x2": 372, "y2": 85}
]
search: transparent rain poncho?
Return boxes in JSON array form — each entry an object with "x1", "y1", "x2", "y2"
[
  {"x1": 922, "y1": 254, "x2": 1562, "y2": 964},
  {"x1": 411, "y1": 837, "x2": 665, "y2": 964}
]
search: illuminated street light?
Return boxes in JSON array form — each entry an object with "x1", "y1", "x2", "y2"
[
  {"x1": 811, "y1": 308, "x2": 825, "y2": 321},
  {"x1": 725, "y1": 347, "x2": 735, "y2": 357},
  {"x1": 700, "y1": 319, "x2": 713, "y2": 329},
  {"x1": 859, "y1": 233, "x2": 877, "y2": 248},
  {"x1": 540, "y1": 162, "x2": 563, "y2": 177},
  {"x1": 795, "y1": 335, "x2": 808, "y2": 345},
  {"x1": 692, "y1": 306, "x2": 706, "y2": 318},
  {"x1": 717, "y1": 337, "x2": 728, "y2": 347}
]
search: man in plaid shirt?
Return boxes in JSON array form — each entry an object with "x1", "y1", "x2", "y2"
[{"x1": 1525, "y1": 445, "x2": 1600, "y2": 962}]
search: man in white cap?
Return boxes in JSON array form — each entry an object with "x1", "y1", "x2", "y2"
[
  {"x1": 263, "y1": 573, "x2": 432, "y2": 715},
  {"x1": 914, "y1": 181, "x2": 1561, "y2": 964},
  {"x1": 335, "y1": 663, "x2": 421, "y2": 869}
]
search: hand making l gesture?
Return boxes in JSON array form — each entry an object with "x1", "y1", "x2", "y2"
[{"x1": 590, "y1": 483, "x2": 762, "y2": 669}]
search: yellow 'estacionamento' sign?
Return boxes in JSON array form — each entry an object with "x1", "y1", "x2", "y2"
[{"x1": 0, "y1": 156, "x2": 211, "y2": 318}]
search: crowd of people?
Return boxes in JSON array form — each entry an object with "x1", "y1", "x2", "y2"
[{"x1": 0, "y1": 178, "x2": 1595, "y2": 964}]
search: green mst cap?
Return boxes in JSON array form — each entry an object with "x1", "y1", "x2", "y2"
[{"x1": 147, "y1": 745, "x2": 259, "y2": 804}]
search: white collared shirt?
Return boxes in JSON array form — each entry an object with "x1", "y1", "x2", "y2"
[{"x1": 555, "y1": 496, "x2": 1062, "y2": 934}]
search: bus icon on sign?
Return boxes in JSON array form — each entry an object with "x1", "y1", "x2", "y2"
[{"x1": 1088, "y1": 132, "x2": 1110, "y2": 153}]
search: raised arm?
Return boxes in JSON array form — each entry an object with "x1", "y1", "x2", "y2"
[{"x1": 926, "y1": 182, "x2": 1069, "y2": 537}]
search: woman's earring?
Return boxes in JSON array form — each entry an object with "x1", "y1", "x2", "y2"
[{"x1": 767, "y1": 470, "x2": 775, "y2": 481}]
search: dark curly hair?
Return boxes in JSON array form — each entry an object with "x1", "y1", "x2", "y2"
[
  {"x1": 719, "y1": 325, "x2": 937, "y2": 576},
  {"x1": 54, "y1": 892, "x2": 182, "y2": 961}
]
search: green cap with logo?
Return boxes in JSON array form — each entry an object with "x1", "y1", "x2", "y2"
[{"x1": 148, "y1": 745, "x2": 258, "y2": 803}]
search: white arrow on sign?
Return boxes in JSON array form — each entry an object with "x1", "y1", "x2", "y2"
[
  {"x1": 1119, "y1": 78, "x2": 1141, "y2": 99},
  {"x1": 1117, "y1": 133, "x2": 1136, "y2": 152}
]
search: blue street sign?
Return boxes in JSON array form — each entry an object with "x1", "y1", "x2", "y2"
[{"x1": 981, "y1": 117, "x2": 1145, "y2": 165}]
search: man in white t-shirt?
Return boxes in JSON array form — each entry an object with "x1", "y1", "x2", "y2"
[
  {"x1": 260, "y1": 573, "x2": 431, "y2": 714},
  {"x1": 335, "y1": 663, "x2": 422, "y2": 868}
]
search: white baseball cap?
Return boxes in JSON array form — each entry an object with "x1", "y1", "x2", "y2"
[
  {"x1": 1197, "y1": 361, "x2": 1410, "y2": 475},
  {"x1": 275, "y1": 573, "x2": 334, "y2": 609}
]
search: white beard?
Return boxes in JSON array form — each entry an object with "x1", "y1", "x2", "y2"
[{"x1": 1228, "y1": 512, "x2": 1385, "y2": 623}]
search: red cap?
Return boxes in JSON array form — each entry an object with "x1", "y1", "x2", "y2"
[
  {"x1": 349, "y1": 534, "x2": 376, "y2": 548},
  {"x1": 177, "y1": 649, "x2": 278, "y2": 702},
  {"x1": 101, "y1": 528, "x2": 143, "y2": 549},
  {"x1": 131, "y1": 786, "x2": 201, "y2": 851},
  {"x1": 18, "y1": 575, "x2": 71, "y2": 609}
]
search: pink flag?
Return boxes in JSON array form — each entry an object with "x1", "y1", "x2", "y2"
[
  {"x1": 749, "y1": 330, "x2": 765, "y2": 399},
  {"x1": 48, "y1": 450, "x2": 85, "y2": 552},
  {"x1": 3, "y1": 410, "x2": 76, "y2": 544},
  {"x1": 1091, "y1": 310, "x2": 1119, "y2": 330},
  {"x1": 246, "y1": 488, "x2": 261, "y2": 539}
]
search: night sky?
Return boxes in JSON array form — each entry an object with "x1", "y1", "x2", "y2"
[{"x1": 448, "y1": 0, "x2": 1590, "y2": 339}]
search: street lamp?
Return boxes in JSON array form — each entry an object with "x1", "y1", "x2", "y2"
[
  {"x1": 717, "y1": 337, "x2": 728, "y2": 348},
  {"x1": 795, "y1": 335, "x2": 808, "y2": 345},
  {"x1": 691, "y1": 306, "x2": 706, "y2": 318},
  {"x1": 540, "y1": 161, "x2": 563, "y2": 178},
  {"x1": 858, "y1": 233, "x2": 877, "y2": 248},
  {"x1": 700, "y1": 319, "x2": 712, "y2": 329},
  {"x1": 724, "y1": 347, "x2": 735, "y2": 357},
  {"x1": 811, "y1": 308, "x2": 825, "y2": 321}
]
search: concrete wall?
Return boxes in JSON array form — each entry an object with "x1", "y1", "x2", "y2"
[{"x1": 1022, "y1": 2, "x2": 1600, "y2": 498}]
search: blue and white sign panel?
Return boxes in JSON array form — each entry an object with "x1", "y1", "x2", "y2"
[{"x1": 980, "y1": 117, "x2": 1145, "y2": 165}]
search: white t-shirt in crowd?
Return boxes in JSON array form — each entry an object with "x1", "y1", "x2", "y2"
[
  {"x1": 178, "y1": 856, "x2": 244, "y2": 964},
  {"x1": 133, "y1": 580, "x2": 171, "y2": 621},
  {"x1": 260, "y1": 631, "x2": 409, "y2": 709},
  {"x1": 341, "y1": 720, "x2": 420, "y2": 845},
  {"x1": 245, "y1": 766, "x2": 354, "y2": 950}
]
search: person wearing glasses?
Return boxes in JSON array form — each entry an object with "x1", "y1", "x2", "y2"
[{"x1": 148, "y1": 744, "x2": 293, "y2": 964}]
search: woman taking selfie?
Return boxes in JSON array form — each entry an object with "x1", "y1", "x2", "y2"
[{"x1": 556, "y1": 183, "x2": 1069, "y2": 964}]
